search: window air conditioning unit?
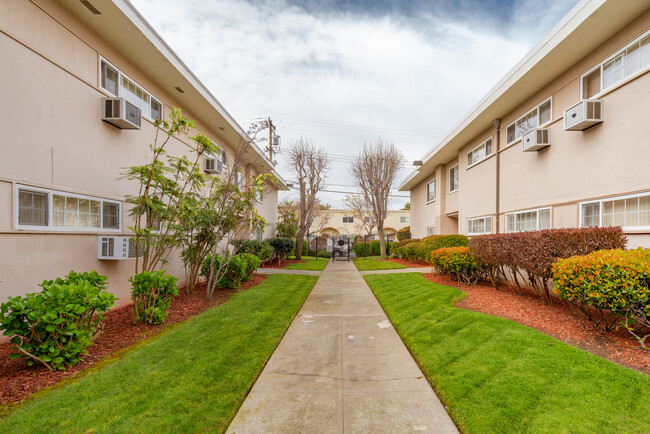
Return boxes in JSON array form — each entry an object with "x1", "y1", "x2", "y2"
[
  {"x1": 204, "y1": 155, "x2": 221, "y2": 174},
  {"x1": 564, "y1": 99, "x2": 603, "y2": 131},
  {"x1": 101, "y1": 97, "x2": 142, "y2": 129},
  {"x1": 97, "y1": 236, "x2": 141, "y2": 260},
  {"x1": 522, "y1": 128, "x2": 550, "y2": 152}
]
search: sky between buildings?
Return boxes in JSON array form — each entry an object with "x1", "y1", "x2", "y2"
[{"x1": 129, "y1": 0, "x2": 580, "y2": 209}]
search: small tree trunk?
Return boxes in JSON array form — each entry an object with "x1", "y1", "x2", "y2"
[
  {"x1": 296, "y1": 230, "x2": 305, "y2": 261},
  {"x1": 377, "y1": 223, "x2": 386, "y2": 259}
]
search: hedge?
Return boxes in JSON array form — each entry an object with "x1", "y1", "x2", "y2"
[
  {"x1": 553, "y1": 248, "x2": 650, "y2": 347},
  {"x1": 354, "y1": 240, "x2": 381, "y2": 257},
  {"x1": 416, "y1": 235, "x2": 469, "y2": 263},
  {"x1": 230, "y1": 239, "x2": 274, "y2": 261},
  {"x1": 470, "y1": 227, "x2": 627, "y2": 304},
  {"x1": 398, "y1": 238, "x2": 420, "y2": 247},
  {"x1": 396, "y1": 241, "x2": 420, "y2": 260},
  {"x1": 396, "y1": 226, "x2": 411, "y2": 241},
  {"x1": 267, "y1": 237, "x2": 294, "y2": 263},
  {"x1": 430, "y1": 247, "x2": 485, "y2": 285}
]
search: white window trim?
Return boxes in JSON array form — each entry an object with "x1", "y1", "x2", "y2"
[
  {"x1": 99, "y1": 56, "x2": 163, "y2": 122},
  {"x1": 400, "y1": 216, "x2": 410, "y2": 224},
  {"x1": 449, "y1": 164, "x2": 459, "y2": 193},
  {"x1": 580, "y1": 29, "x2": 650, "y2": 100},
  {"x1": 426, "y1": 225, "x2": 436, "y2": 236},
  {"x1": 466, "y1": 216, "x2": 492, "y2": 235},
  {"x1": 426, "y1": 179, "x2": 436, "y2": 204},
  {"x1": 466, "y1": 138, "x2": 494, "y2": 169},
  {"x1": 15, "y1": 184, "x2": 122, "y2": 232},
  {"x1": 579, "y1": 191, "x2": 650, "y2": 231},
  {"x1": 505, "y1": 97, "x2": 553, "y2": 146},
  {"x1": 505, "y1": 207, "x2": 552, "y2": 233}
]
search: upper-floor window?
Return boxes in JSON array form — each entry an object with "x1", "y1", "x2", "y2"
[
  {"x1": 581, "y1": 192, "x2": 650, "y2": 230},
  {"x1": 449, "y1": 165, "x2": 459, "y2": 192},
  {"x1": 364, "y1": 216, "x2": 371, "y2": 223},
  {"x1": 506, "y1": 207, "x2": 551, "y2": 233},
  {"x1": 506, "y1": 98, "x2": 552, "y2": 145},
  {"x1": 582, "y1": 31, "x2": 650, "y2": 99},
  {"x1": 205, "y1": 144, "x2": 228, "y2": 175},
  {"x1": 467, "y1": 216, "x2": 492, "y2": 235},
  {"x1": 342, "y1": 216, "x2": 354, "y2": 223},
  {"x1": 16, "y1": 186, "x2": 121, "y2": 231},
  {"x1": 467, "y1": 139, "x2": 492, "y2": 167},
  {"x1": 400, "y1": 216, "x2": 410, "y2": 224},
  {"x1": 427, "y1": 179, "x2": 436, "y2": 202},
  {"x1": 100, "y1": 59, "x2": 163, "y2": 121}
]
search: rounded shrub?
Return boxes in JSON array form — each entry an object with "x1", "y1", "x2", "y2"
[
  {"x1": 267, "y1": 237, "x2": 294, "y2": 262},
  {"x1": 317, "y1": 251, "x2": 332, "y2": 258},
  {"x1": 130, "y1": 270, "x2": 179, "y2": 325},
  {"x1": 239, "y1": 253, "x2": 261, "y2": 281},
  {"x1": 201, "y1": 254, "x2": 249, "y2": 289},
  {"x1": 430, "y1": 247, "x2": 484, "y2": 285},
  {"x1": 397, "y1": 226, "x2": 411, "y2": 241}
]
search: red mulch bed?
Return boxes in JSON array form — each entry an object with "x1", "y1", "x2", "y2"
[
  {"x1": 422, "y1": 273, "x2": 650, "y2": 375},
  {"x1": 386, "y1": 258, "x2": 430, "y2": 268},
  {"x1": 0, "y1": 274, "x2": 266, "y2": 406},
  {"x1": 259, "y1": 259, "x2": 306, "y2": 269}
]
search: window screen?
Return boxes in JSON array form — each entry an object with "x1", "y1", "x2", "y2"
[
  {"x1": 18, "y1": 190, "x2": 48, "y2": 226},
  {"x1": 103, "y1": 202, "x2": 120, "y2": 229}
]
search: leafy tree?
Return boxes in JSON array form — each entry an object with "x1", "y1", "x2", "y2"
[{"x1": 276, "y1": 200, "x2": 299, "y2": 238}]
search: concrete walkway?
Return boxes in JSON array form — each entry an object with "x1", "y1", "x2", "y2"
[{"x1": 227, "y1": 261, "x2": 458, "y2": 434}]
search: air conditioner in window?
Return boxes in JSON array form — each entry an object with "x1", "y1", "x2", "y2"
[
  {"x1": 204, "y1": 155, "x2": 221, "y2": 174},
  {"x1": 101, "y1": 97, "x2": 142, "y2": 129},
  {"x1": 564, "y1": 99, "x2": 603, "y2": 131},
  {"x1": 97, "y1": 236, "x2": 141, "y2": 260},
  {"x1": 522, "y1": 128, "x2": 550, "y2": 152}
]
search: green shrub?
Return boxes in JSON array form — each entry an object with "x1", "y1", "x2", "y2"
[
  {"x1": 0, "y1": 271, "x2": 116, "y2": 370},
  {"x1": 291, "y1": 239, "x2": 308, "y2": 257},
  {"x1": 430, "y1": 247, "x2": 485, "y2": 285},
  {"x1": 553, "y1": 248, "x2": 650, "y2": 346},
  {"x1": 353, "y1": 240, "x2": 381, "y2": 257},
  {"x1": 230, "y1": 239, "x2": 274, "y2": 261},
  {"x1": 396, "y1": 226, "x2": 411, "y2": 241},
  {"x1": 239, "y1": 253, "x2": 261, "y2": 281},
  {"x1": 130, "y1": 271, "x2": 179, "y2": 325},
  {"x1": 317, "y1": 251, "x2": 332, "y2": 258},
  {"x1": 398, "y1": 238, "x2": 420, "y2": 247},
  {"x1": 416, "y1": 235, "x2": 469, "y2": 263},
  {"x1": 396, "y1": 241, "x2": 420, "y2": 261},
  {"x1": 201, "y1": 254, "x2": 248, "y2": 289},
  {"x1": 267, "y1": 237, "x2": 294, "y2": 262}
]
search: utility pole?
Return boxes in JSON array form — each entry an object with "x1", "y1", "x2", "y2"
[{"x1": 268, "y1": 117, "x2": 274, "y2": 161}]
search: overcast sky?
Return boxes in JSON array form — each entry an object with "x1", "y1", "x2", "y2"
[{"x1": 129, "y1": 0, "x2": 580, "y2": 209}]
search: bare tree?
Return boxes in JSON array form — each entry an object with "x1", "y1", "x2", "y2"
[
  {"x1": 286, "y1": 138, "x2": 330, "y2": 260},
  {"x1": 345, "y1": 194, "x2": 376, "y2": 236},
  {"x1": 350, "y1": 140, "x2": 405, "y2": 259}
]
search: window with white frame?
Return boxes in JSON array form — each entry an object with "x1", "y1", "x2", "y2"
[
  {"x1": 342, "y1": 216, "x2": 354, "y2": 223},
  {"x1": 255, "y1": 227, "x2": 263, "y2": 242},
  {"x1": 426, "y1": 225, "x2": 435, "y2": 236},
  {"x1": 467, "y1": 139, "x2": 493, "y2": 167},
  {"x1": 506, "y1": 98, "x2": 552, "y2": 145},
  {"x1": 581, "y1": 192, "x2": 650, "y2": 229},
  {"x1": 506, "y1": 207, "x2": 551, "y2": 232},
  {"x1": 581, "y1": 31, "x2": 650, "y2": 99},
  {"x1": 205, "y1": 145, "x2": 228, "y2": 174},
  {"x1": 467, "y1": 216, "x2": 492, "y2": 235},
  {"x1": 449, "y1": 165, "x2": 459, "y2": 191},
  {"x1": 364, "y1": 216, "x2": 371, "y2": 223},
  {"x1": 427, "y1": 179, "x2": 436, "y2": 202},
  {"x1": 17, "y1": 186, "x2": 120, "y2": 231},
  {"x1": 400, "y1": 216, "x2": 410, "y2": 224},
  {"x1": 100, "y1": 59, "x2": 163, "y2": 121}
]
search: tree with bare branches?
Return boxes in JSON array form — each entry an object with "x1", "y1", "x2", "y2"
[
  {"x1": 286, "y1": 138, "x2": 330, "y2": 260},
  {"x1": 350, "y1": 140, "x2": 405, "y2": 259},
  {"x1": 344, "y1": 194, "x2": 376, "y2": 236}
]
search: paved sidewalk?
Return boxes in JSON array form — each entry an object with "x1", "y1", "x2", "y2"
[
  {"x1": 359, "y1": 267, "x2": 432, "y2": 275},
  {"x1": 227, "y1": 261, "x2": 458, "y2": 434},
  {"x1": 257, "y1": 268, "x2": 322, "y2": 276}
]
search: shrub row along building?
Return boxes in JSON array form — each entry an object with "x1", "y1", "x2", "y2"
[
  {"x1": 400, "y1": 0, "x2": 650, "y2": 249},
  {"x1": 0, "y1": 0, "x2": 287, "y2": 305}
]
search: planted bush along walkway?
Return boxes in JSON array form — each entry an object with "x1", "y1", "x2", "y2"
[
  {"x1": 227, "y1": 261, "x2": 458, "y2": 433},
  {"x1": 365, "y1": 273, "x2": 650, "y2": 432},
  {"x1": 0, "y1": 274, "x2": 317, "y2": 432}
]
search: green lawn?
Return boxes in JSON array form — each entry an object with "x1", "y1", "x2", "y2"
[
  {"x1": 353, "y1": 257, "x2": 407, "y2": 271},
  {"x1": 365, "y1": 273, "x2": 650, "y2": 433},
  {"x1": 285, "y1": 257, "x2": 328, "y2": 271},
  {"x1": 0, "y1": 274, "x2": 318, "y2": 432}
]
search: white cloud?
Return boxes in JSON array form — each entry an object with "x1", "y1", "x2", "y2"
[{"x1": 129, "y1": 0, "x2": 577, "y2": 208}]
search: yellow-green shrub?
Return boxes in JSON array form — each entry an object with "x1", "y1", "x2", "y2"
[
  {"x1": 430, "y1": 247, "x2": 485, "y2": 285},
  {"x1": 553, "y1": 248, "x2": 650, "y2": 346}
]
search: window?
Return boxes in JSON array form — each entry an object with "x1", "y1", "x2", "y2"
[
  {"x1": 582, "y1": 31, "x2": 650, "y2": 98},
  {"x1": 364, "y1": 216, "x2": 370, "y2": 223},
  {"x1": 449, "y1": 165, "x2": 459, "y2": 191},
  {"x1": 205, "y1": 144, "x2": 228, "y2": 174},
  {"x1": 400, "y1": 216, "x2": 410, "y2": 224},
  {"x1": 467, "y1": 139, "x2": 493, "y2": 167},
  {"x1": 426, "y1": 225, "x2": 435, "y2": 236},
  {"x1": 16, "y1": 186, "x2": 120, "y2": 231},
  {"x1": 255, "y1": 227, "x2": 263, "y2": 242},
  {"x1": 100, "y1": 58, "x2": 163, "y2": 121},
  {"x1": 506, "y1": 98, "x2": 552, "y2": 145},
  {"x1": 506, "y1": 208, "x2": 551, "y2": 232},
  {"x1": 342, "y1": 216, "x2": 354, "y2": 223},
  {"x1": 581, "y1": 192, "x2": 650, "y2": 229},
  {"x1": 467, "y1": 216, "x2": 492, "y2": 235},
  {"x1": 427, "y1": 179, "x2": 436, "y2": 202}
]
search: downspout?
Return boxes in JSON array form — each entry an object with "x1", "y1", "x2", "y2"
[{"x1": 492, "y1": 119, "x2": 501, "y2": 234}]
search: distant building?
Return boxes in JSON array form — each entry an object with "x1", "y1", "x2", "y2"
[{"x1": 310, "y1": 209, "x2": 410, "y2": 241}]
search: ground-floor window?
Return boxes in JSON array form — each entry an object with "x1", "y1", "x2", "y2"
[
  {"x1": 16, "y1": 185, "x2": 121, "y2": 231},
  {"x1": 467, "y1": 216, "x2": 492, "y2": 235},
  {"x1": 506, "y1": 207, "x2": 551, "y2": 232},
  {"x1": 581, "y1": 192, "x2": 650, "y2": 230},
  {"x1": 426, "y1": 225, "x2": 435, "y2": 236}
]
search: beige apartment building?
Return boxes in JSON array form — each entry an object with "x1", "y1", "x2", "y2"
[
  {"x1": 0, "y1": 0, "x2": 287, "y2": 305},
  {"x1": 310, "y1": 209, "x2": 411, "y2": 240},
  {"x1": 401, "y1": 0, "x2": 650, "y2": 249}
]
